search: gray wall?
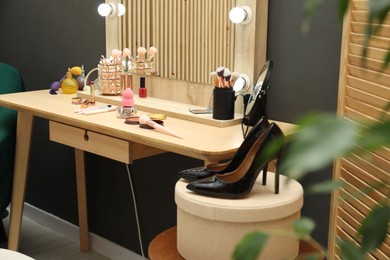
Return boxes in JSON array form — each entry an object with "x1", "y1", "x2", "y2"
[{"x1": 0, "y1": 0, "x2": 341, "y2": 255}]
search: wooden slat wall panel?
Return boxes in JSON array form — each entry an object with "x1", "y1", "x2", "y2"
[
  {"x1": 121, "y1": 0, "x2": 234, "y2": 84},
  {"x1": 329, "y1": 0, "x2": 390, "y2": 258}
]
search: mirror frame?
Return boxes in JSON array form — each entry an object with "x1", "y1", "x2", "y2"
[{"x1": 104, "y1": 0, "x2": 269, "y2": 110}]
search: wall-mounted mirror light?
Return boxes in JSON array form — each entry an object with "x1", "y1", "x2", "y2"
[
  {"x1": 233, "y1": 74, "x2": 250, "y2": 94},
  {"x1": 229, "y1": 6, "x2": 252, "y2": 24},
  {"x1": 98, "y1": 2, "x2": 126, "y2": 17}
]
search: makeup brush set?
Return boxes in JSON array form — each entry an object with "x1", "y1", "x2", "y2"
[
  {"x1": 98, "y1": 48, "x2": 131, "y2": 95},
  {"x1": 130, "y1": 46, "x2": 158, "y2": 75}
]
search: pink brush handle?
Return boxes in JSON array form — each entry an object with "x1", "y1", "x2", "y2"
[{"x1": 146, "y1": 120, "x2": 183, "y2": 139}]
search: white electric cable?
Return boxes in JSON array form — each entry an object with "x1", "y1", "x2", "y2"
[{"x1": 126, "y1": 164, "x2": 146, "y2": 259}]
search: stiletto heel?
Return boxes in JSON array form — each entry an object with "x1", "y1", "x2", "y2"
[
  {"x1": 274, "y1": 150, "x2": 284, "y2": 194},
  {"x1": 178, "y1": 117, "x2": 269, "y2": 181},
  {"x1": 187, "y1": 123, "x2": 285, "y2": 198},
  {"x1": 262, "y1": 163, "x2": 268, "y2": 185}
]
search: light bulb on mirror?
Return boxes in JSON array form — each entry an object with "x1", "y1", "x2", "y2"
[
  {"x1": 117, "y1": 3, "x2": 126, "y2": 16},
  {"x1": 98, "y1": 2, "x2": 125, "y2": 17},
  {"x1": 98, "y1": 3, "x2": 113, "y2": 17},
  {"x1": 229, "y1": 6, "x2": 252, "y2": 25}
]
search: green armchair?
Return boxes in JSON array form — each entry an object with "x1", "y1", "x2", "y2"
[{"x1": 0, "y1": 62, "x2": 24, "y2": 242}]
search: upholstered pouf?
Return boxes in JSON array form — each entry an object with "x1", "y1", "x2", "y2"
[
  {"x1": 175, "y1": 172, "x2": 303, "y2": 260},
  {"x1": 0, "y1": 249, "x2": 35, "y2": 259}
]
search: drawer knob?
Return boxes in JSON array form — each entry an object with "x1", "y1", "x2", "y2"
[{"x1": 84, "y1": 131, "x2": 89, "y2": 141}]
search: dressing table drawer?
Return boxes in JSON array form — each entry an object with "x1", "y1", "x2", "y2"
[{"x1": 49, "y1": 121, "x2": 132, "y2": 163}]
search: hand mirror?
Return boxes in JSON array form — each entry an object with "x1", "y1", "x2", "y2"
[{"x1": 242, "y1": 60, "x2": 273, "y2": 133}]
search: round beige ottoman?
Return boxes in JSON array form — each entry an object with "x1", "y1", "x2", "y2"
[
  {"x1": 175, "y1": 172, "x2": 303, "y2": 260},
  {"x1": 0, "y1": 249, "x2": 35, "y2": 260}
]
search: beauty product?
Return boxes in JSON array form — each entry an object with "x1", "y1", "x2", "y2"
[
  {"x1": 138, "y1": 114, "x2": 183, "y2": 139},
  {"x1": 84, "y1": 106, "x2": 117, "y2": 115},
  {"x1": 117, "y1": 88, "x2": 137, "y2": 118},
  {"x1": 61, "y1": 68, "x2": 78, "y2": 94},
  {"x1": 146, "y1": 46, "x2": 158, "y2": 61},
  {"x1": 148, "y1": 113, "x2": 166, "y2": 121},
  {"x1": 77, "y1": 65, "x2": 86, "y2": 90},
  {"x1": 137, "y1": 47, "x2": 147, "y2": 61},
  {"x1": 139, "y1": 77, "x2": 147, "y2": 98}
]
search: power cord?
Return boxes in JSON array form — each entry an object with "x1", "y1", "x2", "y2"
[{"x1": 126, "y1": 163, "x2": 146, "y2": 259}]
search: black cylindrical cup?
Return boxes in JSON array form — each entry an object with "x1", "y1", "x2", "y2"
[{"x1": 212, "y1": 88, "x2": 235, "y2": 120}]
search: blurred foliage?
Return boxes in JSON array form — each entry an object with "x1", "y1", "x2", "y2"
[{"x1": 233, "y1": 1, "x2": 390, "y2": 259}]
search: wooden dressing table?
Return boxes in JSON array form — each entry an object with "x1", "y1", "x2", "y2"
[{"x1": 0, "y1": 90, "x2": 294, "y2": 252}]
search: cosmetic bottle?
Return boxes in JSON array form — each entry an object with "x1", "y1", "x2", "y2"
[
  {"x1": 139, "y1": 77, "x2": 147, "y2": 98},
  {"x1": 61, "y1": 68, "x2": 78, "y2": 94}
]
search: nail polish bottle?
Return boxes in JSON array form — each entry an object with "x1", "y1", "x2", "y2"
[{"x1": 139, "y1": 77, "x2": 147, "y2": 98}]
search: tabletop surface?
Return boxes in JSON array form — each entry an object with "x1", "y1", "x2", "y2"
[{"x1": 0, "y1": 90, "x2": 295, "y2": 161}]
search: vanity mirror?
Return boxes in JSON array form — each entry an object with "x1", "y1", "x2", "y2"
[
  {"x1": 242, "y1": 60, "x2": 273, "y2": 134},
  {"x1": 104, "y1": 0, "x2": 269, "y2": 108}
]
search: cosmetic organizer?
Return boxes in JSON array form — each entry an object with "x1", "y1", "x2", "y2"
[
  {"x1": 130, "y1": 60, "x2": 155, "y2": 75},
  {"x1": 98, "y1": 63, "x2": 124, "y2": 95},
  {"x1": 175, "y1": 172, "x2": 303, "y2": 260},
  {"x1": 212, "y1": 87, "x2": 235, "y2": 120}
]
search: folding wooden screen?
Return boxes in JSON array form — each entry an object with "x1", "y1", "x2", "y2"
[{"x1": 328, "y1": 0, "x2": 390, "y2": 258}]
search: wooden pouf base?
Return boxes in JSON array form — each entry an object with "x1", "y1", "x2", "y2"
[{"x1": 175, "y1": 172, "x2": 304, "y2": 260}]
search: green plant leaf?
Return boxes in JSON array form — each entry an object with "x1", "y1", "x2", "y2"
[
  {"x1": 293, "y1": 217, "x2": 316, "y2": 239},
  {"x1": 301, "y1": 0, "x2": 324, "y2": 33},
  {"x1": 306, "y1": 180, "x2": 345, "y2": 194},
  {"x1": 357, "y1": 121, "x2": 390, "y2": 150},
  {"x1": 369, "y1": 0, "x2": 390, "y2": 24},
  {"x1": 338, "y1": 0, "x2": 349, "y2": 23},
  {"x1": 280, "y1": 113, "x2": 358, "y2": 179},
  {"x1": 383, "y1": 49, "x2": 390, "y2": 70},
  {"x1": 359, "y1": 205, "x2": 390, "y2": 253},
  {"x1": 232, "y1": 232, "x2": 268, "y2": 260},
  {"x1": 339, "y1": 240, "x2": 365, "y2": 260},
  {"x1": 300, "y1": 254, "x2": 322, "y2": 260}
]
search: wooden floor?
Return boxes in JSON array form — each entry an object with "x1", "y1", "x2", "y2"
[{"x1": 1, "y1": 216, "x2": 110, "y2": 260}]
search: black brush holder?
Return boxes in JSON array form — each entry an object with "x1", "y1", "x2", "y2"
[{"x1": 212, "y1": 88, "x2": 235, "y2": 120}]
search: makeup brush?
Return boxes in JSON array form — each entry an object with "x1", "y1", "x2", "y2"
[
  {"x1": 210, "y1": 71, "x2": 218, "y2": 79},
  {"x1": 146, "y1": 46, "x2": 158, "y2": 61},
  {"x1": 216, "y1": 66, "x2": 225, "y2": 88},
  {"x1": 139, "y1": 114, "x2": 183, "y2": 139},
  {"x1": 111, "y1": 49, "x2": 122, "y2": 64},
  {"x1": 137, "y1": 47, "x2": 147, "y2": 61},
  {"x1": 121, "y1": 48, "x2": 131, "y2": 61},
  {"x1": 223, "y1": 68, "x2": 231, "y2": 87}
]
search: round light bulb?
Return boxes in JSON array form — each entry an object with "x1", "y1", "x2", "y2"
[
  {"x1": 229, "y1": 6, "x2": 252, "y2": 24},
  {"x1": 98, "y1": 3, "x2": 112, "y2": 17},
  {"x1": 229, "y1": 7, "x2": 246, "y2": 24},
  {"x1": 118, "y1": 3, "x2": 126, "y2": 16}
]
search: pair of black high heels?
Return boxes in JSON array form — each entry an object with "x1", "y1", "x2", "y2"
[
  {"x1": 178, "y1": 118, "x2": 284, "y2": 199},
  {"x1": 178, "y1": 118, "x2": 270, "y2": 182}
]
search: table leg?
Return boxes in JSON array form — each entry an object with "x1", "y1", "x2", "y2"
[
  {"x1": 204, "y1": 160, "x2": 218, "y2": 166},
  {"x1": 74, "y1": 148, "x2": 89, "y2": 252},
  {"x1": 8, "y1": 112, "x2": 34, "y2": 251}
]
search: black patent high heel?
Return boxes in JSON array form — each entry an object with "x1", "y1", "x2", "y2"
[
  {"x1": 187, "y1": 123, "x2": 284, "y2": 198},
  {"x1": 178, "y1": 117, "x2": 269, "y2": 182}
]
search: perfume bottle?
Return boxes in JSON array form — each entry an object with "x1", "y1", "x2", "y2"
[
  {"x1": 77, "y1": 65, "x2": 86, "y2": 90},
  {"x1": 139, "y1": 77, "x2": 147, "y2": 98},
  {"x1": 61, "y1": 68, "x2": 78, "y2": 94}
]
